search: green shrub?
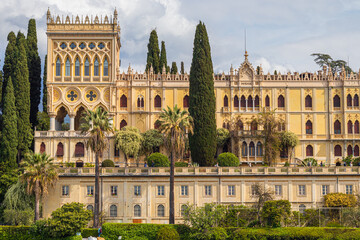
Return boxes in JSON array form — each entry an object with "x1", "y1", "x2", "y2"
[
  {"x1": 217, "y1": 152, "x2": 239, "y2": 167},
  {"x1": 261, "y1": 200, "x2": 291, "y2": 228},
  {"x1": 175, "y1": 161, "x2": 188, "y2": 167},
  {"x1": 102, "y1": 159, "x2": 115, "y2": 167},
  {"x1": 128, "y1": 237, "x2": 148, "y2": 240},
  {"x1": 147, "y1": 153, "x2": 170, "y2": 167},
  {"x1": 3, "y1": 209, "x2": 34, "y2": 226},
  {"x1": 84, "y1": 163, "x2": 94, "y2": 167},
  {"x1": 191, "y1": 227, "x2": 228, "y2": 240},
  {"x1": 326, "y1": 220, "x2": 343, "y2": 228},
  {"x1": 65, "y1": 162, "x2": 75, "y2": 167},
  {"x1": 156, "y1": 226, "x2": 180, "y2": 240},
  {"x1": 81, "y1": 228, "x2": 98, "y2": 238},
  {"x1": 0, "y1": 226, "x2": 32, "y2": 240},
  {"x1": 343, "y1": 155, "x2": 353, "y2": 166}
]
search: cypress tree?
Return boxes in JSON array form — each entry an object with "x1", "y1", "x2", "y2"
[
  {"x1": 0, "y1": 71, "x2": 3, "y2": 107},
  {"x1": 145, "y1": 30, "x2": 160, "y2": 74},
  {"x1": 159, "y1": 41, "x2": 168, "y2": 73},
  {"x1": 14, "y1": 32, "x2": 32, "y2": 160},
  {"x1": 0, "y1": 77, "x2": 18, "y2": 170},
  {"x1": 27, "y1": 19, "x2": 41, "y2": 129},
  {"x1": 2, "y1": 32, "x2": 17, "y2": 108},
  {"x1": 42, "y1": 54, "x2": 47, "y2": 113},
  {"x1": 181, "y1": 61, "x2": 185, "y2": 74},
  {"x1": 189, "y1": 22, "x2": 216, "y2": 166},
  {"x1": 170, "y1": 62, "x2": 178, "y2": 74}
]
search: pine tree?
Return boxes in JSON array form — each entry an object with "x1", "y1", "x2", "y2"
[
  {"x1": 14, "y1": 32, "x2": 32, "y2": 161},
  {"x1": 159, "y1": 41, "x2": 168, "y2": 73},
  {"x1": 0, "y1": 77, "x2": 18, "y2": 170},
  {"x1": 145, "y1": 30, "x2": 160, "y2": 74},
  {"x1": 170, "y1": 62, "x2": 178, "y2": 74},
  {"x1": 27, "y1": 19, "x2": 41, "y2": 129},
  {"x1": 2, "y1": 32, "x2": 17, "y2": 109},
  {"x1": 181, "y1": 61, "x2": 185, "y2": 74},
  {"x1": 42, "y1": 54, "x2": 47, "y2": 113},
  {"x1": 189, "y1": 22, "x2": 217, "y2": 166}
]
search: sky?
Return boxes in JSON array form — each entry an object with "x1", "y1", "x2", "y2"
[{"x1": 1, "y1": 0, "x2": 360, "y2": 74}]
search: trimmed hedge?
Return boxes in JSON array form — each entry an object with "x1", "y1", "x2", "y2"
[
  {"x1": 147, "y1": 153, "x2": 170, "y2": 167},
  {"x1": 81, "y1": 228, "x2": 98, "y2": 238},
  {"x1": 175, "y1": 161, "x2": 188, "y2": 167},
  {"x1": 102, "y1": 159, "x2": 115, "y2": 167},
  {"x1": 217, "y1": 152, "x2": 239, "y2": 167},
  {"x1": 0, "y1": 226, "x2": 82, "y2": 240},
  {"x1": 156, "y1": 226, "x2": 180, "y2": 240}
]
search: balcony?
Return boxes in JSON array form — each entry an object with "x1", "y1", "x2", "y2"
[{"x1": 34, "y1": 131, "x2": 114, "y2": 138}]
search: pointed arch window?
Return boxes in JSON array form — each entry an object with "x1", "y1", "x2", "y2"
[
  {"x1": 183, "y1": 95, "x2": 189, "y2": 108},
  {"x1": 347, "y1": 94, "x2": 352, "y2": 107},
  {"x1": 242, "y1": 142, "x2": 247, "y2": 157},
  {"x1": 94, "y1": 58, "x2": 99, "y2": 76},
  {"x1": 265, "y1": 95, "x2": 270, "y2": 107},
  {"x1": 248, "y1": 95, "x2": 253, "y2": 108},
  {"x1": 234, "y1": 95, "x2": 239, "y2": 108},
  {"x1": 137, "y1": 95, "x2": 144, "y2": 108},
  {"x1": 56, "y1": 58, "x2": 61, "y2": 76},
  {"x1": 256, "y1": 142, "x2": 263, "y2": 156},
  {"x1": 223, "y1": 95, "x2": 228, "y2": 107},
  {"x1": 40, "y1": 142, "x2": 46, "y2": 154},
  {"x1": 154, "y1": 95, "x2": 161, "y2": 108},
  {"x1": 255, "y1": 95, "x2": 260, "y2": 108},
  {"x1": 354, "y1": 94, "x2": 359, "y2": 107},
  {"x1": 306, "y1": 120, "x2": 312, "y2": 135},
  {"x1": 103, "y1": 58, "x2": 109, "y2": 76},
  {"x1": 278, "y1": 95, "x2": 285, "y2": 108},
  {"x1": 120, "y1": 120, "x2": 127, "y2": 130},
  {"x1": 347, "y1": 145, "x2": 353, "y2": 156},
  {"x1": 120, "y1": 94, "x2": 127, "y2": 108},
  {"x1": 75, "y1": 58, "x2": 80, "y2": 76},
  {"x1": 56, "y1": 142, "x2": 64, "y2": 157},
  {"x1": 333, "y1": 95, "x2": 340, "y2": 108},
  {"x1": 75, "y1": 142, "x2": 85, "y2": 157},
  {"x1": 84, "y1": 58, "x2": 90, "y2": 76},
  {"x1": 306, "y1": 145, "x2": 313, "y2": 157},
  {"x1": 354, "y1": 145, "x2": 359, "y2": 157},
  {"x1": 334, "y1": 120, "x2": 341, "y2": 134},
  {"x1": 348, "y1": 120, "x2": 353, "y2": 134},
  {"x1": 65, "y1": 58, "x2": 70, "y2": 76},
  {"x1": 334, "y1": 145, "x2": 342, "y2": 157},
  {"x1": 249, "y1": 142, "x2": 255, "y2": 156},
  {"x1": 305, "y1": 95, "x2": 312, "y2": 108},
  {"x1": 240, "y1": 95, "x2": 246, "y2": 108},
  {"x1": 355, "y1": 120, "x2": 359, "y2": 134}
]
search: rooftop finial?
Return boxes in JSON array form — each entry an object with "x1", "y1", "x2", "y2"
[
  {"x1": 114, "y1": 8, "x2": 118, "y2": 23},
  {"x1": 244, "y1": 28, "x2": 248, "y2": 60},
  {"x1": 47, "y1": 8, "x2": 51, "y2": 22}
]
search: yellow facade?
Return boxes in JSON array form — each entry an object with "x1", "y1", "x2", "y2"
[{"x1": 34, "y1": 10, "x2": 360, "y2": 167}]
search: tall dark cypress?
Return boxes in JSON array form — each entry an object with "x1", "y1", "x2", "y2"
[
  {"x1": 2, "y1": 32, "x2": 17, "y2": 109},
  {"x1": 181, "y1": 61, "x2": 185, "y2": 74},
  {"x1": 27, "y1": 19, "x2": 41, "y2": 129},
  {"x1": 145, "y1": 30, "x2": 160, "y2": 74},
  {"x1": 170, "y1": 62, "x2": 178, "y2": 74},
  {"x1": 189, "y1": 22, "x2": 216, "y2": 166},
  {"x1": 159, "y1": 41, "x2": 168, "y2": 73},
  {"x1": 0, "y1": 77, "x2": 18, "y2": 170},
  {"x1": 14, "y1": 32, "x2": 32, "y2": 160},
  {"x1": 42, "y1": 54, "x2": 48, "y2": 113},
  {"x1": 0, "y1": 71, "x2": 3, "y2": 107}
]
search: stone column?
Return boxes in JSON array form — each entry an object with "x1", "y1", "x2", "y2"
[
  {"x1": 50, "y1": 114, "x2": 56, "y2": 131},
  {"x1": 69, "y1": 114, "x2": 75, "y2": 131}
]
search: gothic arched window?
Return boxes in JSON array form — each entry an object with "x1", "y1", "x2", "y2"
[
  {"x1": 154, "y1": 95, "x2": 161, "y2": 108},
  {"x1": 248, "y1": 95, "x2": 253, "y2": 108},
  {"x1": 56, "y1": 58, "x2": 61, "y2": 76},
  {"x1": 120, "y1": 120, "x2": 127, "y2": 130},
  {"x1": 234, "y1": 95, "x2": 239, "y2": 108},
  {"x1": 103, "y1": 58, "x2": 109, "y2": 76},
  {"x1": 354, "y1": 145, "x2": 359, "y2": 157},
  {"x1": 242, "y1": 142, "x2": 247, "y2": 157},
  {"x1": 249, "y1": 142, "x2": 255, "y2": 156},
  {"x1": 355, "y1": 120, "x2": 359, "y2": 134},
  {"x1": 223, "y1": 95, "x2": 228, "y2": 107},
  {"x1": 306, "y1": 120, "x2": 312, "y2": 135},
  {"x1": 75, "y1": 142, "x2": 85, "y2": 157},
  {"x1": 347, "y1": 145, "x2": 353, "y2": 156},
  {"x1": 183, "y1": 95, "x2": 189, "y2": 108},
  {"x1": 334, "y1": 145, "x2": 342, "y2": 157},
  {"x1": 137, "y1": 95, "x2": 144, "y2": 108},
  {"x1": 348, "y1": 120, "x2": 353, "y2": 134},
  {"x1": 334, "y1": 120, "x2": 341, "y2": 134},
  {"x1": 94, "y1": 58, "x2": 99, "y2": 76},
  {"x1": 347, "y1": 94, "x2": 352, "y2": 107},
  {"x1": 305, "y1": 95, "x2": 312, "y2": 108},
  {"x1": 255, "y1": 95, "x2": 260, "y2": 108},
  {"x1": 256, "y1": 142, "x2": 263, "y2": 156},
  {"x1": 333, "y1": 95, "x2": 340, "y2": 108},
  {"x1": 306, "y1": 145, "x2": 313, "y2": 157},
  {"x1": 265, "y1": 95, "x2": 270, "y2": 107},
  {"x1": 278, "y1": 95, "x2": 285, "y2": 108},
  {"x1": 65, "y1": 58, "x2": 70, "y2": 76},
  {"x1": 120, "y1": 94, "x2": 127, "y2": 108},
  {"x1": 40, "y1": 142, "x2": 45, "y2": 154},
  {"x1": 354, "y1": 94, "x2": 359, "y2": 107},
  {"x1": 84, "y1": 58, "x2": 90, "y2": 76},
  {"x1": 241, "y1": 95, "x2": 246, "y2": 108},
  {"x1": 56, "y1": 142, "x2": 64, "y2": 157},
  {"x1": 75, "y1": 58, "x2": 80, "y2": 76}
]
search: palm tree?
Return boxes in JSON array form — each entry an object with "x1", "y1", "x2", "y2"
[
  {"x1": 156, "y1": 105, "x2": 193, "y2": 224},
  {"x1": 80, "y1": 107, "x2": 113, "y2": 228},
  {"x1": 21, "y1": 153, "x2": 58, "y2": 221}
]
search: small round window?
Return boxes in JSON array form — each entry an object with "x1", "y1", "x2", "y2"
[
  {"x1": 98, "y1": 43, "x2": 105, "y2": 49},
  {"x1": 60, "y1": 43, "x2": 67, "y2": 49},
  {"x1": 70, "y1": 43, "x2": 76, "y2": 49},
  {"x1": 89, "y1": 43, "x2": 95, "y2": 49},
  {"x1": 79, "y1": 43, "x2": 86, "y2": 49}
]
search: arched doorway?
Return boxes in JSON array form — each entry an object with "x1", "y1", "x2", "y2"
[
  {"x1": 55, "y1": 106, "x2": 70, "y2": 131},
  {"x1": 75, "y1": 106, "x2": 86, "y2": 131}
]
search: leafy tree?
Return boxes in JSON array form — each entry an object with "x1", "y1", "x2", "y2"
[
  {"x1": 42, "y1": 54, "x2": 47, "y2": 113},
  {"x1": 343, "y1": 207, "x2": 360, "y2": 228},
  {"x1": 280, "y1": 131, "x2": 298, "y2": 163},
  {"x1": 141, "y1": 129, "x2": 163, "y2": 158},
  {"x1": 217, "y1": 152, "x2": 239, "y2": 167},
  {"x1": 80, "y1": 107, "x2": 113, "y2": 228},
  {"x1": 145, "y1": 30, "x2": 160, "y2": 74},
  {"x1": 311, "y1": 53, "x2": 353, "y2": 73},
  {"x1": 261, "y1": 200, "x2": 291, "y2": 227},
  {"x1": 147, "y1": 152, "x2": 170, "y2": 167},
  {"x1": 189, "y1": 22, "x2": 217, "y2": 167},
  {"x1": 181, "y1": 61, "x2": 184, "y2": 74},
  {"x1": 115, "y1": 126, "x2": 143, "y2": 166},
  {"x1": 170, "y1": 62, "x2": 178, "y2": 74},
  {"x1": 216, "y1": 128, "x2": 230, "y2": 156},
  {"x1": 27, "y1": 19, "x2": 41, "y2": 129},
  {"x1": 36, "y1": 111, "x2": 50, "y2": 131},
  {"x1": 156, "y1": 105, "x2": 193, "y2": 224},
  {"x1": 0, "y1": 78, "x2": 18, "y2": 170},
  {"x1": 2, "y1": 32, "x2": 17, "y2": 107},
  {"x1": 14, "y1": 32, "x2": 32, "y2": 161},
  {"x1": 256, "y1": 110, "x2": 281, "y2": 166},
  {"x1": 251, "y1": 183, "x2": 274, "y2": 224},
  {"x1": 159, "y1": 41, "x2": 168, "y2": 74},
  {"x1": 156, "y1": 226, "x2": 180, "y2": 240},
  {"x1": 324, "y1": 193, "x2": 356, "y2": 208},
  {"x1": 0, "y1": 170, "x2": 19, "y2": 215},
  {"x1": 21, "y1": 153, "x2": 58, "y2": 221}
]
